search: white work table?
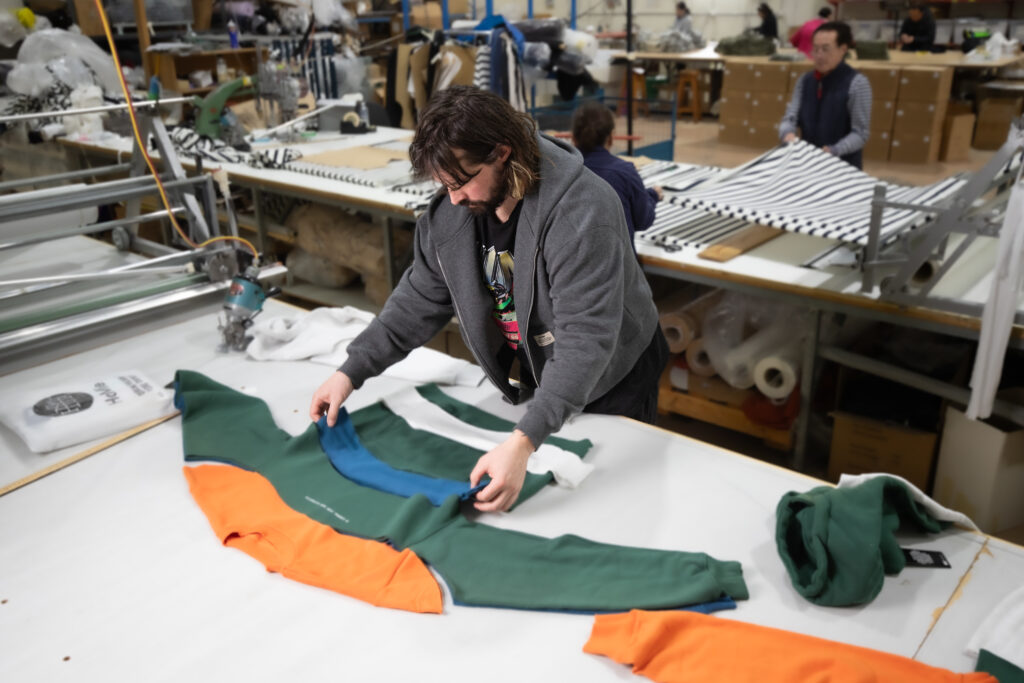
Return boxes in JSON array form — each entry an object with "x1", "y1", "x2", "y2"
[{"x1": 0, "y1": 298, "x2": 1017, "y2": 681}]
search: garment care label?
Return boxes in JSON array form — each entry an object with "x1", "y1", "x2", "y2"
[
  {"x1": 901, "y1": 548, "x2": 951, "y2": 569},
  {"x1": 533, "y1": 331, "x2": 555, "y2": 347}
]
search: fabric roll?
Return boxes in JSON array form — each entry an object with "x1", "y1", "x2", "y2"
[
  {"x1": 753, "y1": 342, "x2": 801, "y2": 400},
  {"x1": 660, "y1": 310, "x2": 699, "y2": 353},
  {"x1": 684, "y1": 338, "x2": 716, "y2": 377},
  {"x1": 715, "y1": 321, "x2": 792, "y2": 390}
]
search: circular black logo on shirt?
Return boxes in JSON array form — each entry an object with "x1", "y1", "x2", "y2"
[{"x1": 32, "y1": 392, "x2": 94, "y2": 417}]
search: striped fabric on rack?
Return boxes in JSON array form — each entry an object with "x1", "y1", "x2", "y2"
[
  {"x1": 272, "y1": 36, "x2": 338, "y2": 101},
  {"x1": 640, "y1": 203, "x2": 750, "y2": 252},
  {"x1": 473, "y1": 45, "x2": 491, "y2": 89},
  {"x1": 670, "y1": 140, "x2": 968, "y2": 246}
]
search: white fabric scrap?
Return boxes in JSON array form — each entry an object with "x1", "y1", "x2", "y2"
[
  {"x1": 382, "y1": 386, "x2": 594, "y2": 489},
  {"x1": 837, "y1": 472, "x2": 979, "y2": 531},
  {"x1": 966, "y1": 584, "x2": 1024, "y2": 671},
  {"x1": 246, "y1": 307, "x2": 485, "y2": 387}
]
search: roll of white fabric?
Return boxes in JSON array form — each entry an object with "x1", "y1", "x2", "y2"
[
  {"x1": 753, "y1": 344, "x2": 801, "y2": 400},
  {"x1": 685, "y1": 338, "x2": 716, "y2": 377},
  {"x1": 715, "y1": 321, "x2": 792, "y2": 389}
]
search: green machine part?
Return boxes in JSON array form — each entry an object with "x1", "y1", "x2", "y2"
[{"x1": 192, "y1": 75, "x2": 256, "y2": 139}]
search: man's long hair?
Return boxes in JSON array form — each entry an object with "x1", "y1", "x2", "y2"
[{"x1": 409, "y1": 86, "x2": 540, "y2": 200}]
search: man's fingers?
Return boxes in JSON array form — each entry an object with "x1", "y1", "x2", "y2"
[
  {"x1": 309, "y1": 397, "x2": 323, "y2": 421},
  {"x1": 326, "y1": 397, "x2": 340, "y2": 427},
  {"x1": 469, "y1": 461, "x2": 487, "y2": 488}
]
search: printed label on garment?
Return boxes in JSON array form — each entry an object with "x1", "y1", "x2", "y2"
[
  {"x1": 901, "y1": 548, "x2": 951, "y2": 568},
  {"x1": 304, "y1": 495, "x2": 350, "y2": 524},
  {"x1": 533, "y1": 331, "x2": 555, "y2": 347}
]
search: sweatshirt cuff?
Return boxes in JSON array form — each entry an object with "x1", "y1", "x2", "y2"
[
  {"x1": 583, "y1": 611, "x2": 638, "y2": 663},
  {"x1": 338, "y1": 356, "x2": 370, "y2": 390},
  {"x1": 514, "y1": 409, "x2": 555, "y2": 452}
]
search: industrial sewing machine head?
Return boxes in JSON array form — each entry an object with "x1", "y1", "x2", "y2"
[{"x1": 218, "y1": 264, "x2": 281, "y2": 352}]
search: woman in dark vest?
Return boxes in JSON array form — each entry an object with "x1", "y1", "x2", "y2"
[{"x1": 777, "y1": 21, "x2": 872, "y2": 169}]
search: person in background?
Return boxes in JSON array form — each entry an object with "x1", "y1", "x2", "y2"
[
  {"x1": 673, "y1": 2, "x2": 692, "y2": 33},
  {"x1": 900, "y1": 0, "x2": 936, "y2": 52},
  {"x1": 310, "y1": 87, "x2": 668, "y2": 513},
  {"x1": 756, "y1": 3, "x2": 779, "y2": 41},
  {"x1": 779, "y1": 21, "x2": 872, "y2": 169},
  {"x1": 571, "y1": 100, "x2": 661, "y2": 256},
  {"x1": 791, "y1": 7, "x2": 832, "y2": 57}
]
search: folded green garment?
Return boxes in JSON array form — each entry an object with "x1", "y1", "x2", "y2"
[{"x1": 775, "y1": 476, "x2": 945, "y2": 606}]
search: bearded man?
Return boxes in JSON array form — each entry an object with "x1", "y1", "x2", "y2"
[{"x1": 310, "y1": 86, "x2": 667, "y2": 512}]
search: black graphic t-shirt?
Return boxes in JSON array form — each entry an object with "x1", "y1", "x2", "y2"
[{"x1": 476, "y1": 201, "x2": 523, "y2": 349}]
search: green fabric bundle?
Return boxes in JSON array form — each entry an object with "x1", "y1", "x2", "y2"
[{"x1": 775, "y1": 476, "x2": 945, "y2": 606}]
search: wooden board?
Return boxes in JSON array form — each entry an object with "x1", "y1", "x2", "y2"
[
  {"x1": 301, "y1": 145, "x2": 410, "y2": 170},
  {"x1": 698, "y1": 224, "x2": 783, "y2": 262}
]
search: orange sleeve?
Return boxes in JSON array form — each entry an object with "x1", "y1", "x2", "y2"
[
  {"x1": 183, "y1": 464, "x2": 443, "y2": 614},
  {"x1": 585, "y1": 610, "x2": 998, "y2": 683}
]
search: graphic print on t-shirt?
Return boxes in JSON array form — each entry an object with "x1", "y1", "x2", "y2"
[{"x1": 481, "y1": 246, "x2": 519, "y2": 348}]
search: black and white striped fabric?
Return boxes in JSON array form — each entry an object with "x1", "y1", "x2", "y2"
[
  {"x1": 170, "y1": 127, "x2": 303, "y2": 169},
  {"x1": 170, "y1": 127, "x2": 247, "y2": 164},
  {"x1": 670, "y1": 140, "x2": 968, "y2": 246},
  {"x1": 640, "y1": 162, "x2": 725, "y2": 193},
  {"x1": 639, "y1": 202, "x2": 750, "y2": 251},
  {"x1": 473, "y1": 45, "x2": 491, "y2": 90}
]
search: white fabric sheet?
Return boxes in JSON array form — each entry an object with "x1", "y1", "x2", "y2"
[{"x1": 247, "y1": 307, "x2": 486, "y2": 388}]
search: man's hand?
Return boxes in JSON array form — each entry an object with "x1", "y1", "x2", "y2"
[
  {"x1": 653, "y1": 186, "x2": 664, "y2": 201},
  {"x1": 783, "y1": 132, "x2": 797, "y2": 144},
  {"x1": 822, "y1": 145, "x2": 832, "y2": 154},
  {"x1": 469, "y1": 430, "x2": 535, "y2": 512},
  {"x1": 901, "y1": 34, "x2": 913, "y2": 44},
  {"x1": 309, "y1": 371, "x2": 354, "y2": 427}
]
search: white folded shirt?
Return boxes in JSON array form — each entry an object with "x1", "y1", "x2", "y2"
[
  {"x1": 0, "y1": 370, "x2": 173, "y2": 453},
  {"x1": 247, "y1": 306, "x2": 485, "y2": 387}
]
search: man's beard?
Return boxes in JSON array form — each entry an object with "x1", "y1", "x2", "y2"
[{"x1": 460, "y1": 162, "x2": 511, "y2": 216}]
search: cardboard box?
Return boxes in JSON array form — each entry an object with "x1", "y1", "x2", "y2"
[
  {"x1": 864, "y1": 130, "x2": 892, "y2": 162},
  {"x1": 750, "y1": 92, "x2": 788, "y2": 123},
  {"x1": 941, "y1": 113, "x2": 976, "y2": 162},
  {"x1": 723, "y1": 62, "x2": 757, "y2": 91},
  {"x1": 858, "y1": 65, "x2": 901, "y2": 102},
  {"x1": 718, "y1": 123, "x2": 750, "y2": 146},
  {"x1": 748, "y1": 121, "x2": 781, "y2": 148},
  {"x1": 787, "y1": 68, "x2": 806, "y2": 96},
  {"x1": 889, "y1": 132, "x2": 940, "y2": 164},
  {"x1": 933, "y1": 406, "x2": 1024, "y2": 534},
  {"x1": 893, "y1": 101, "x2": 944, "y2": 137},
  {"x1": 974, "y1": 97, "x2": 1023, "y2": 150},
  {"x1": 828, "y1": 412, "x2": 938, "y2": 491},
  {"x1": 719, "y1": 92, "x2": 752, "y2": 123},
  {"x1": 897, "y1": 66, "x2": 953, "y2": 104},
  {"x1": 871, "y1": 100, "x2": 896, "y2": 133},
  {"x1": 749, "y1": 62, "x2": 790, "y2": 94}
]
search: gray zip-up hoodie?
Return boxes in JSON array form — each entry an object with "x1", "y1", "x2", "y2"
[{"x1": 339, "y1": 134, "x2": 659, "y2": 447}]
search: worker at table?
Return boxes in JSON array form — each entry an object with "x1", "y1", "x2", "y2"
[
  {"x1": 310, "y1": 86, "x2": 668, "y2": 513},
  {"x1": 673, "y1": 2, "x2": 692, "y2": 33},
  {"x1": 779, "y1": 21, "x2": 872, "y2": 169},
  {"x1": 571, "y1": 99, "x2": 661, "y2": 255},
  {"x1": 900, "y1": 1, "x2": 936, "y2": 52}
]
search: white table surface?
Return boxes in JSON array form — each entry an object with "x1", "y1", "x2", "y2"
[{"x1": 0, "y1": 296, "x2": 1012, "y2": 681}]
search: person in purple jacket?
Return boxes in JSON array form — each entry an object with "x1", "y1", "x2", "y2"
[{"x1": 571, "y1": 100, "x2": 661, "y2": 255}]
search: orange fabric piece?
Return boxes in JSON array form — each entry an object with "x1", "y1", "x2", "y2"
[
  {"x1": 584, "y1": 610, "x2": 998, "y2": 683},
  {"x1": 183, "y1": 464, "x2": 443, "y2": 614}
]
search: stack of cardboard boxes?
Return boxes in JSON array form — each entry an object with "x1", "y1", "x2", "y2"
[
  {"x1": 889, "y1": 66, "x2": 953, "y2": 164},
  {"x1": 860, "y1": 64, "x2": 900, "y2": 162},
  {"x1": 718, "y1": 58, "x2": 959, "y2": 166},
  {"x1": 718, "y1": 58, "x2": 791, "y2": 149},
  {"x1": 973, "y1": 97, "x2": 1023, "y2": 150}
]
